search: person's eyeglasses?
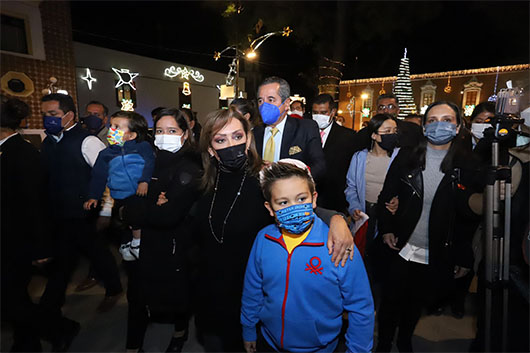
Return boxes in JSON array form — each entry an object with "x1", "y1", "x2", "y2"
[
  {"x1": 377, "y1": 128, "x2": 398, "y2": 135},
  {"x1": 378, "y1": 104, "x2": 396, "y2": 111}
]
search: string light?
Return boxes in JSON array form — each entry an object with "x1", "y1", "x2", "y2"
[
  {"x1": 164, "y1": 66, "x2": 204, "y2": 82},
  {"x1": 340, "y1": 64, "x2": 529, "y2": 85},
  {"x1": 81, "y1": 68, "x2": 96, "y2": 90},
  {"x1": 121, "y1": 99, "x2": 134, "y2": 111},
  {"x1": 113, "y1": 68, "x2": 139, "y2": 90}
]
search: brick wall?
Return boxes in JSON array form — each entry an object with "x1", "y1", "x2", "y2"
[{"x1": 1, "y1": 0, "x2": 77, "y2": 128}]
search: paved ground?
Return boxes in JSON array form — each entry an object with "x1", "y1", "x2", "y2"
[{"x1": 1, "y1": 251, "x2": 478, "y2": 352}]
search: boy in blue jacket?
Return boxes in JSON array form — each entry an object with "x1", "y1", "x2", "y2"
[
  {"x1": 241, "y1": 159, "x2": 374, "y2": 353},
  {"x1": 84, "y1": 111, "x2": 155, "y2": 260}
]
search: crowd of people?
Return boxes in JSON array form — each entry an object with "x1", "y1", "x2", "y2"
[{"x1": 0, "y1": 74, "x2": 528, "y2": 353}]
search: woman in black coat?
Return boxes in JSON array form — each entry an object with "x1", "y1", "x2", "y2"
[
  {"x1": 122, "y1": 108, "x2": 202, "y2": 353},
  {"x1": 375, "y1": 101, "x2": 483, "y2": 352}
]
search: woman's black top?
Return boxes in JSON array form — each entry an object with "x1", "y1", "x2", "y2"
[{"x1": 192, "y1": 165, "x2": 271, "y2": 330}]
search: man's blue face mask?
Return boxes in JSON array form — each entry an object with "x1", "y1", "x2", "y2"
[{"x1": 259, "y1": 100, "x2": 286, "y2": 125}]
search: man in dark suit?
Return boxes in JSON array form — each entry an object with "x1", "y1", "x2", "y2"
[
  {"x1": 311, "y1": 94, "x2": 357, "y2": 213},
  {"x1": 254, "y1": 76, "x2": 326, "y2": 181}
]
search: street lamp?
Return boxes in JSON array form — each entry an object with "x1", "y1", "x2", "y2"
[{"x1": 214, "y1": 26, "x2": 292, "y2": 98}]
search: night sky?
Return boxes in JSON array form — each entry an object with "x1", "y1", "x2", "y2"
[{"x1": 71, "y1": 1, "x2": 529, "y2": 99}]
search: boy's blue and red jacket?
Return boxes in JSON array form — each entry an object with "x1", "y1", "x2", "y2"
[
  {"x1": 88, "y1": 140, "x2": 155, "y2": 200},
  {"x1": 241, "y1": 216, "x2": 374, "y2": 353}
]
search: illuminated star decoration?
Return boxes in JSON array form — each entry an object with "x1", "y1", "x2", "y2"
[
  {"x1": 81, "y1": 68, "x2": 97, "y2": 90},
  {"x1": 112, "y1": 68, "x2": 139, "y2": 90},
  {"x1": 282, "y1": 26, "x2": 293, "y2": 37},
  {"x1": 121, "y1": 99, "x2": 134, "y2": 111},
  {"x1": 213, "y1": 51, "x2": 221, "y2": 61}
]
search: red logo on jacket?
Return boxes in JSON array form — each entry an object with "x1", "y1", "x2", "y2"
[{"x1": 305, "y1": 256, "x2": 323, "y2": 275}]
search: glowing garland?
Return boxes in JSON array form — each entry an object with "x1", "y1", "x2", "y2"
[
  {"x1": 81, "y1": 68, "x2": 97, "y2": 90},
  {"x1": 164, "y1": 66, "x2": 204, "y2": 82},
  {"x1": 113, "y1": 68, "x2": 139, "y2": 90}
]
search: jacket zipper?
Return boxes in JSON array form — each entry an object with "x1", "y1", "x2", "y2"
[{"x1": 280, "y1": 252, "x2": 293, "y2": 350}]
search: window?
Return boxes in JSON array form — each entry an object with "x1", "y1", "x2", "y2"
[
  {"x1": 462, "y1": 76, "x2": 483, "y2": 109},
  {"x1": 420, "y1": 80, "x2": 437, "y2": 108},
  {"x1": 1, "y1": 2, "x2": 45, "y2": 60},
  {"x1": 1, "y1": 14, "x2": 29, "y2": 54}
]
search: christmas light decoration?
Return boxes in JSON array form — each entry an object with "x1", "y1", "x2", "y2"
[
  {"x1": 112, "y1": 68, "x2": 139, "y2": 90},
  {"x1": 393, "y1": 48, "x2": 417, "y2": 119},
  {"x1": 213, "y1": 26, "x2": 292, "y2": 95},
  {"x1": 420, "y1": 105, "x2": 429, "y2": 115},
  {"x1": 121, "y1": 98, "x2": 134, "y2": 111},
  {"x1": 182, "y1": 82, "x2": 191, "y2": 96},
  {"x1": 444, "y1": 76, "x2": 452, "y2": 93},
  {"x1": 361, "y1": 108, "x2": 370, "y2": 118},
  {"x1": 340, "y1": 64, "x2": 529, "y2": 85},
  {"x1": 488, "y1": 66, "x2": 500, "y2": 102},
  {"x1": 182, "y1": 103, "x2": 191, "y2": 109},
  {"x1": 164, "y1": 66, "x2": 204, "y2": 82},
  {"x1": 81, "y1": 68, "x2": 97, "y2": 90},
  {"x1": 464, "y1": 105, "x2": 475, "y2": 117},
  {"x1": 379, "y1": 81, "x2": 386, "y2": 95}
]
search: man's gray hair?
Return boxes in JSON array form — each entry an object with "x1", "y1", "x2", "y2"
[{"x1": 258, "y1": 76, "x2": 291, "y2": 102}]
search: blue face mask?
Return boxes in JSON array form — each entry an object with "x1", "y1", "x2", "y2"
[
  {"x1": 259, "y1": 100, "x2": 285, "y2": 125},
  {"x1": 275, "y1": 202, "x2": 315, "y2": 234},
  {"x1": 84, "y1": 115, "x2": 103, "y2": 133},
  {"x1": 424, "y1": 121, "x2": 457, "y2": 145},
  {"x1": 43, "y1": 115, "x2": 65, "y2": 135}
]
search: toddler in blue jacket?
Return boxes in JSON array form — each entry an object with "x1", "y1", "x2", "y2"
[
  {"x1": 84, "y1": 111, "x2": 155, "y2": 260},
  {"x1": 241, "y1": 159, "x2": 374, "y2": 353}
]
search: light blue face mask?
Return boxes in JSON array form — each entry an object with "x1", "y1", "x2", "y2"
[
  {"x1": 424, "y1": 121, "x2": 457, "y2": 145},
  {"x1": 516, "y1": 134, "x2": 530, "y2": 147}
]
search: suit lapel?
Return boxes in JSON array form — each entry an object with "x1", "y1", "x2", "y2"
[
  {"x1": 253, "y1": 125, "x2": 265, "y2": 155},
  {"x1": 280, "y1": 117, "x2": 295, "y2": 158},
  {"x1": 324, "y1": 122, "x2": 339, "y2": 151}
]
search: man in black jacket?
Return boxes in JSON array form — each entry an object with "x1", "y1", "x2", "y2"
[
  {"x1": 253, "y1": 76, "x2": 326, "y2": 182},
  {"x1": 310, "y1": 94, "x2": 357, "y2": 213},
  {"x1": 39, "y1": 94, "x2": 123, "y2": 325}
]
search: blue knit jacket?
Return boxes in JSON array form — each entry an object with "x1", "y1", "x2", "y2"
[
  {"x1": 88, "y1": 140, "x2": 155, "y2": 200},
  {"x1": 241, "y1": 216, "x2": 374, "y2": 353}
]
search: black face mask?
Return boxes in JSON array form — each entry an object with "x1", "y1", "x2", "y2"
[
  {"x1": 216, "y1": 143, "x2": 248, "y2": 172},
  {"x1": 377, "y1": 133, "x2": 398, "y2": 152}
]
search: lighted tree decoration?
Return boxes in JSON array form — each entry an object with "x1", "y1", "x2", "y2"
[{"x1": 393, "y1": 48, "x2": 417, "y2": 119}]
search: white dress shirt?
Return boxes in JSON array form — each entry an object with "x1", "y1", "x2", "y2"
[
  {"x1": 262, "y1": 116, "x2": 288, "y2": 162},
  {"x1": 399, "y1": 243, "x2": 429, "y2": 265}
]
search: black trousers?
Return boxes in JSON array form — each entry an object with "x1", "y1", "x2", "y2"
[
  {"x1": 39, "y1": 217, "x2": 123, "y2": 316},
  {"x1": 376, "y1": 253, "x2": 434, "y2": 352},
  {"x1": 1, "y1": 261, "x2": 43, "y2": 352},
  {"x1": 125, "y1": 261, "x2": 188, "y2": 350}
]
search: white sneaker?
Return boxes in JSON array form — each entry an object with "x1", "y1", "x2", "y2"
[{"x1": 119, "y1": 242, "x2": 136, "y2": 261}]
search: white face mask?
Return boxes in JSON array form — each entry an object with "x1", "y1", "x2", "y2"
[
  {"x1": 290, "y1": 110, "x2": 303, "y2": 116},
  {"x1": 312, "y1": 114, "x2": 332, "y2": 129},
  {"x1": 471, "y1": 123, "x2": 491, "y2": 140},
  {"x1": 154, "y1": 134, "x2": 183, "y2": 153}
]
